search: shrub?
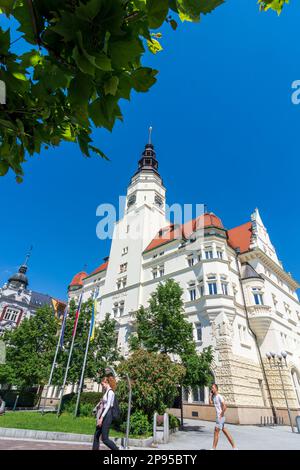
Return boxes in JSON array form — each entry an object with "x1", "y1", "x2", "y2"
[
  {"x1": 0, "y1": 388, "x2": 38, "y2": 408},
  {"x1": 120, "y1": 410, "x2": 151, "y2": 436},
  {"x1": 61, "y1": 391, "x2": 102, "y2": 416},
  {"x1": 168, "y1": 413, "x2": 180, "y2": 430},
  {"x1": 117, "y1": 349, "x2": 185, "y2": 421}
]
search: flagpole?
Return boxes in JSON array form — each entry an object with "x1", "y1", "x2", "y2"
[
  {"x1": 74, "y1": 298, "x2": 95, "y2": 418},
  {"x1": 57, "y1": 295, "x2": 82, "y2": 417},
  {"x1": 41, "y1": 306, "x2": 67, "y2": 415}
]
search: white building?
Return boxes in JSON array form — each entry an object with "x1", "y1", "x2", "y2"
[{"x1": 68, "y1": 138, "x2": 300, "y2": 425}]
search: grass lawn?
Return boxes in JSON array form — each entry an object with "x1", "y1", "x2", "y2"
[{"x1": 0, "y1": 412, "x2": 150, "y2": 439}]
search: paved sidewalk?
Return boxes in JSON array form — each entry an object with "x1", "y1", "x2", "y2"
[
  {"x1": 158, "y1": 419, "x2": 300, "y2": 450},
  {"x1": 0, "y1": 437, "x2": 92, "y2": 450}
]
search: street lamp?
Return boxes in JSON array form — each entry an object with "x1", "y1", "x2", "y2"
[{"x1": 266, "y1": 351, "x2": 294, "y2": 432}]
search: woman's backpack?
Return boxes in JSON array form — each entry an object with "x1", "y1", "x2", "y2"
[{"x1": 109, "y1": 390, "x2": 120, "y2": 421}]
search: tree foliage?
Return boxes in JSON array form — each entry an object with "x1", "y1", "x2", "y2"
[
  {"x1": 130, "y1": 278, "x2": 213, "y2": 388},
  {"x1": 0, "y1": 0, "x2": 284, "y2": 181},
  {"x1": 130, "y1": 279, "x2": 194, "y2": 355},
  {"x1": 53, "y1": 299, "x2": 121, "y2": 386},
  {"x1": 117, "y1": 348, "x2": 185, "y2": 420},
  {"x1": 0, "y1": 305, "x2": 58, "y2": 388},
  {"x1": 0, "y1": 300, "x2": 120, "y2": 390}
]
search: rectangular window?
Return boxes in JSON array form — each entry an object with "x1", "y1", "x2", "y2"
[
  {"x1": 208, "y1": 282, "x2": 217, "y2": 295},
  {"x1": 4, "y1": 308, "x2": 20, "y2": 322},
  {"x1": 153, "y1": 270, "x2": 157, "y2": 279},
  {"x1": 122, "y1": 247, "x2": 128, "y2": 255},
  {"x1": 122, "y1": 278, "x2": 127, "y2": 288},
  {"x1": 120, "y1": 262, "x2": 127, "y2": 273},
  {"x1": 195, "y1": 323, "x2": 202, "y2": 341},
  {"x1": 205, "y1": 250, "x2": 213, "y2": 260},
  {"x1": 217, "y1": 250, "x2": 223, "y2": 259},
  {"x1": 159, "y1": 267, "x2": 165, "y2": 277},
  {"x1": 221, "y1": 283, "x2": 228, "y2": 295},
  {"x1": 188, "y1": 257, "x2": 194, "y2": 267},
  {"x1": 199, "y1": 284, "x2": 204, "y2": 297},
  {"x1": 189, "y1": 289, "x2": 196, "y2": 301},
  {"x1": 253, "y1": 293, "x2": 264, "y2": 305}
]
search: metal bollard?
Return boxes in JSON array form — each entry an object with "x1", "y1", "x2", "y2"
[{"x1": 296, "y1": 416, "x2": 300, "y2": 433}]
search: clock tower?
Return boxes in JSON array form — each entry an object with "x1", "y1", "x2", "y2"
[{"x1": 100, "y1": 128, "x2": 168, "y2": 314}]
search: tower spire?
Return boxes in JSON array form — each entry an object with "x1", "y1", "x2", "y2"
[
  {"x1": 23, "y1": 245, "x2": 33, "y2": 267},
  {"x1": 148, "y1": 125, "x2": 153, "y2": 145}
]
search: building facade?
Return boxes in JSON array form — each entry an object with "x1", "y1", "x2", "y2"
[
  {"x1": 68, "y1": 139, "x2": 300, "y2": 424},
  {"x1": 0, "y1": 255, "x2": 65, "y2": 336}
]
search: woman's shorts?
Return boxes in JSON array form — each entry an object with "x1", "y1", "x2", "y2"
[{"x1": 215, "y1": 416, "x2": 225, "y2": 430}]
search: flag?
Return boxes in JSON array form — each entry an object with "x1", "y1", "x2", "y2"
[
  {"x1": 72, "y1": 293, "x2": 83, "y2": 337},
  {"x1": 89, "y1": 299, "x2": 97, "y2": 342},
  {"x1": 59, "y1": 305, "x2": 68, "y2": 349}
]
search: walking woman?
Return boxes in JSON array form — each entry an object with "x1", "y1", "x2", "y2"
[{"x1": 92, "y1": 375, "x2": 119, "y2": 451}]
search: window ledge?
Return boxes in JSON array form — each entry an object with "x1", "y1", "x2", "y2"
[{"x1": 288, "y1": 318, "x2": 297, "y2": 326}]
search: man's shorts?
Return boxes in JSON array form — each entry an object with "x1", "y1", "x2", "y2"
[{"x1": 215, "y1": 416, "x2": 225, "y2": 430}]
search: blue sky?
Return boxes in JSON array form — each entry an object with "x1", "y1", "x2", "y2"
[{"x1": 1, "y1": 0, "x2": 300, "y2": 300}]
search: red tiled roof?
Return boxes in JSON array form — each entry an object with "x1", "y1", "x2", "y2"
[
  {"x1": 90, "y1": 261, "x2": 109, "y2": 276},
  {"x1": 144, "y1": 213, "x2": 224, "y2": 253},
  {"x1": 69, "y1": 271, "x2": 88, "y2": 288},
  {"x1": 227, "y1": 222, "x2": 252, "y2": 253}
]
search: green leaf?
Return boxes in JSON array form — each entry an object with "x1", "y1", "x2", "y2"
[
  {"x1": 147, "y1": 39, "x2": 163, "y2": 54},
  {"x1": 0, "y1": 0, "x2": 15, "y2": 14},
  {"x1": 131, "y1": 67, "x2": 158, "y2": 92},
  {"x1": 13, "y1": 4, "x2": 43, "y2": 45},
  {"x1": 0, "y1": 28, "x2": 10, "y2": 55},
  {"x1": 89, "y1": 95, "x2": 122, "y2": 131},
  {"x1": 88, "y1": 145, "x2": 109, "y2": 160},
  {"x1": 0, "y1": 160, "x2": 9, "y2": 176},
  {"x1": 109, "y1": 39, "x2": 144, "y2": 68},
  {"x1": 104, "y1": 76, "x2": 119, "y2": 96},
  {"x1": 94, "y1": 53, "x2": 112, "y2": 71},
  {"x1": 176, "y1": 0, "x2": 224, "y2": 22},
  {"x1": 21, "y1": 51, "x2": 43, "y2": 68},
  {"x1": 69, "y1": 73, "x2": 94, "y2": 106},
  {"x1": 146, "y1": 0, "x2": 169, "y2": 29},
  {"x1": 72, "y1": 46, "x2": 95, "y2": 76},
  {"x1": 75, "y1": 0, "x2": 103, "y2": 20},
  {"x1": 12, "y1": 72, "x2": 27, "y2": 81},
  {"x1": 259, "y1": 0, "x2": 289, "y2": 14}
]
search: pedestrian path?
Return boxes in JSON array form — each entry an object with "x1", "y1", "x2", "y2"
[{"x1": 157, "y1": 419, "x2": 300, "y2": 450}]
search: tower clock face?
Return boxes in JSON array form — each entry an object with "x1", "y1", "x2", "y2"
[
  {"x1": 155, "y1": 194, "x2": 163, "y2": 207},
  {"x1": 128, "y1": 194, "x2": 136, "y2": 207}
]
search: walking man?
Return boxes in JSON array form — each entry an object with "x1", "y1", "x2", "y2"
[{"x1": 209, "y1": 384, "x2": 237, "y2": 450}]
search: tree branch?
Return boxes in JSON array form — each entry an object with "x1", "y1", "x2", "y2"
[{"x1": 26, "y1": 0, "x2": 41, "y2": 47}]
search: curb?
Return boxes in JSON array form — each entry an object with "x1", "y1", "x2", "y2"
[{"x1": 0, "y1": 427, "x2": 153, "y2": 448}]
